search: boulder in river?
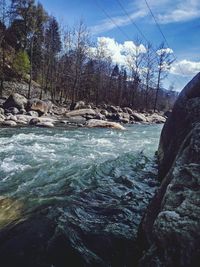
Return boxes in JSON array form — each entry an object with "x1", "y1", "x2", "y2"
[
  {"x1": 86, "y1": 119, "x2": 125, "y2": 130},
  {"x1": 2, "y1": 120, "x2": 17, "y2": 127},
  {"x1": 66, "y1": 116, "x2": 86, "y2": 125},
  {"x1": 29, "y1": 118, "x2": 40, "y2": 125},
  {"x1": 70, "y1": 101, "x2": 88, "y2": 110},
  {"x1": 0, "y1": 107, "x2": 4, "y2": 115},
  {"x1": 36, "y1": 121, "x2": 54, "y2": 128},
  {"x1": 27, "y1": 111, "x2": 39, "y2": 117},
  {"x1": 132, "y1": 112, "x2": 147, "y2": 122},
  {"x1": 27, "y1": 99, "x2": 52, "y2": 116},
  {"x1": 138, "y1": 72, "x2": 200, "y2": 267},
  {"x1": 5, "y1": 107, "x2": 19, "y2": 115},
  {"x1": 3, "y1": 93, "x2": 27, "y2": 110},
  {"x1": 65, "y1": 108, "x2": 97, "y2": 118},
  {"x1": 122, "y1": 107, "x2": 133, "y2": 115},
  {"x1": 146, "y1": 113, "x2": 166, "y2": 124}
]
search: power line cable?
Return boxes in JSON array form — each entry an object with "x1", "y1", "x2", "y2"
[
  {"x1": 144, "y1": 0, "x2": 186, "y2": 77},
  {"x1": 115, "y1": 0, "x2": 183, "y2": 85},
  {"x1": 116, "y1": 0, "x2": 150, "y2": 45},
  {"x1": 93, "y1": 0, "x2": 131, "y2": 40},
  {"x1": 93, "y1": 0, "x2": 182, "y2": 87}
]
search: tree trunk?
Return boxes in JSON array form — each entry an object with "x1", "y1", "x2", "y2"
[
  {"x1": 28, "y1": 37, "x2": 34, "y2": 99},
  {"x1": 154, "y1": 70, "x2": 161, "y2": 112}
]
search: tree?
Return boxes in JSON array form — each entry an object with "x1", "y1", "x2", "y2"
[
  {"x1": 44, "y1": 16, "x2": 61, "y2": 101},
  {"x1": 13, "y1": 50, "x2": 30, "y2": 78},
  {"x1": 154, "y1": 42, "x2": 174, "y2": 111},
  {"x1": 10, "y1": 0, "x2": 36, "y2": 50},
  {"x1": 27, "y1": 3, "x2": 47, "y2": 99},
  {"x1": 126, "y1": 38, "x2": 145, "y2": 108},
  {"x1": 142, "y1": 42, "x2": 156, "y2": 110},
  {"x1": 70, "y1": 21, "x2": 90, "y2": 104},
  {"x1": 0, "y1": 0, "x2": 7, "y2": 97}
]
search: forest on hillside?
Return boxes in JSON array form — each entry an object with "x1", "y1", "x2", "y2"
[{"x1": 0, "y1": 0, "x2": 178, "y2": 111}]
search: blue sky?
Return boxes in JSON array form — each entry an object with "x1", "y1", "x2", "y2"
[{"x1": 39, "y1": 0, "x2": 200, "y2": 91}]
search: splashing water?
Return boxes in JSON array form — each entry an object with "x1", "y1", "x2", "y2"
[{"x1": 0, "y1": 124, "x2": 162, "y2": 265}]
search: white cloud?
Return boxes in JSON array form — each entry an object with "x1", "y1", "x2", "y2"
[
  {"x1": 156, "y1": 48, "x2": 173, "y2": 56},
  {"x1": 90, "y1": 10, "x2": 146, "y2": 34},
  {"x1": 90, "y1": 0, "x2": 200, "y2": 35},
  {"x1": 170, "y1": 59, "x2": 200, "y2": 76},
  {"x1": 157, "y1": 0, "x2": 200, "y2": 24},
  {"x1": 90, "y1": 37, "x2": 146, "y2": 66}
]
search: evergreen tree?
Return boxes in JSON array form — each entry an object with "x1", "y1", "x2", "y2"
[{"x1": 13, "y1": 50, "x2": 30, "y2": 78}]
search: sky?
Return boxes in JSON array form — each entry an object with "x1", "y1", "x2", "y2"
[{"x1": 39, "y1": 0, "x2": 200, "y2": 91}]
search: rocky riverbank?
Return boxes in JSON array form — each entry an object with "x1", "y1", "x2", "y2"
[
  {"x1": 137, "y1": 72, "x2": 200, "y2": 266},
  {"x1": 0, "y1": 93, "x2": 166, "y2": 129},
  {"x1": 0, "y1": 73, "x2": 199, "y2": 267}
]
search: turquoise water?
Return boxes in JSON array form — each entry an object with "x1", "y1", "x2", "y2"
[
  {"x1": 0, "y1": 124, "x2": 162, "y2": 264},
  {"x1": 0, "y1": 124, "x2": 161, "y2": 197}
]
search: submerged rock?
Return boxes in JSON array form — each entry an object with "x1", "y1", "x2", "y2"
[{"x1": 86, "y1": 119, "x2": 126, "y2": 130}]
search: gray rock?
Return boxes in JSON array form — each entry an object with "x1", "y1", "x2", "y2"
[
  {"x1": 27, "y1": 99, "x2": 52, "y2": 115},
  {"x1": 36, "y1": 121, "x2": 54, "y2": 128},
  {"x1": 132, "y1": 112, "x2": 147, "y2": 122},
  {"x1": 29, "y1": 118, "x2": 40, "y2": 125},
  {"x1": 100, "y1": 109, "x2": 109, "y2": 117},
  {"x1": 95, "y1": 113, "x2": 106, "y2": 120},
  {"x1": 6, "y1": 115, "x2": 17, "y2": 122},
  {"x1": 27, "y1": 111, "x2": 39, "y2": 117},
  {"x1": 106, "y1": 105, "x2": 123, "y2": 113},
  {"x1": 139, "y1": 73, "x2": 200, "y2": 267},
  {"x1": 0, "y1": 107, "x2": 4, "y2": 115},
  {"x1": 5, "y1": 107, "x2": 19, "y2": 115},
  {"x1": 17, "y1": 120, "x2": 28, "y2": 125},
  {"x1": 2, "y1": 120, "x2": 17, "y2": 127},
  {"x1": 19, "y1": 108, "x2": 26, "y2": 115},
  {"x1": 0, "y1": 114, "x2": 5, "y2": 121},
  {"x1": 158, "y1": 72, "x2": 200, "y2": 179},
  {"x1": 146, "y1": 114, "x2": 166, "y2": 124},
  {"x1": 86, "y1": 119, "x2": 125, "y2": 130},
  {"x1": 16, "y1": 114, "x2": 33, "y2": 123},
  {"x1": 66, "y1": 116, "x2": 86, "y2": 125},
  {"x1": 70, "y1": 101, "x2": 86, "y2": 110},
  {"x1": 65, "y1": 109, "x2": 97, "y2": 117},
  {"x1": 3, "y1": 93, "x2": 27, "y2": 110},
  {"x1": 122, "y1": 107, "x2": 133, "y2": 114}
]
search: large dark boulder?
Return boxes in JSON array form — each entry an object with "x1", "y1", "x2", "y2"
[
  {"x1": 3, "y1": 93, "x2": 27, "y2": 110},
  {"x1": 0, "y1": 215, "x2": 85, "y2": 267},
  {"x1": 158, "y1": 72, "x2": 200, "y2": 179},
  {"x1": 138, "y1": 73, "x2": 200, "y2": 267}
]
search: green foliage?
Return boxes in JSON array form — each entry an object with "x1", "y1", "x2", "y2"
[{"x1": 13, "y1": 50, "x2": 30, "y2": 77}]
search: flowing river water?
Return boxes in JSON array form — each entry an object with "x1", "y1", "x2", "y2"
[{"x1": 0, "y1": 124, "x2": 162, "y2": 266}]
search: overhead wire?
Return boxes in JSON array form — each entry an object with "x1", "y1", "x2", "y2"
[
  {"x1": 115, "y1": 0, "x2": 183, "y2": 86},
  {"x1": 93, "y1": 0, "x2": 182, "y2": 87},
  {"x1": 144, "y1": 0, "x2": 186, "y2": 77}
]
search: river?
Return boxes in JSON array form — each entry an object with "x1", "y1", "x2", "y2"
[{"x1": 0, "y1": 124, "x2": 162, "y2": 266}]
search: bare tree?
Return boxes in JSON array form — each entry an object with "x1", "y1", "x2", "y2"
[
  {"x1": 0, "y1": 0, "x2": 7, "y2": 97},
  {"x1": 126, "y1": 37, "x2": 146, "y2": 108},
  {"x1": 154, "y1": 42, "x2": 174, "y2": 111},
  {"x1": 142, "y1": 42, "x2": 156, "y2": 110}
]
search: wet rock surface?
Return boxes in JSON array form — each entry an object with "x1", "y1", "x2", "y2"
[{"x1": 138, "y1": 73, "x2": 200, "y2": 267}]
